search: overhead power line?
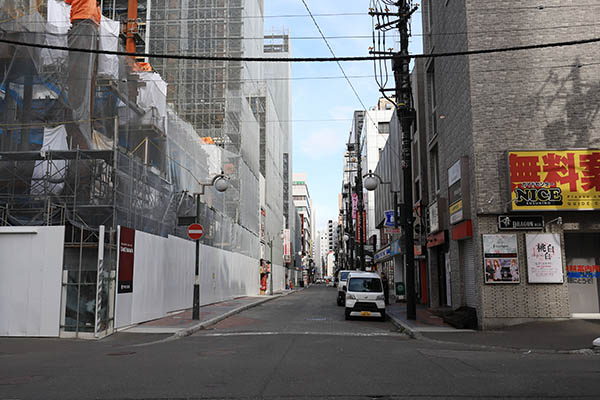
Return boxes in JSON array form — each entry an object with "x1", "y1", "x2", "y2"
[
  {"x1": 0, "y1": 36, "x2": 598, "y2": 62},
  {"x1": 299, "y1": 0, "x2": 369, "y2": 114},
  {"x1": 11, "y1": 22, "x2": 600, "y2": 40}
]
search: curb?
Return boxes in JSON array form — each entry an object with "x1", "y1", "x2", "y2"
[
  {"x1": 387, "y1": 313, "x2": 425, "y2": 340},
  {"x1": 387, "y1": 314, "x2": 599, "y2": 355},
  {"x1": 132, "y1": 289, "x2": 303, "y2": 347},
  {"x1": 176, "y1": 288, "x2": 305, "y2": 338}
]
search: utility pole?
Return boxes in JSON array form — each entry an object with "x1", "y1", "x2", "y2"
[
  {"x1": 370, "y1": 0, "x2": 418, "y2": 320},
  {"x1": 355, "y1": 116, "x2": 366, "y2": 271}
]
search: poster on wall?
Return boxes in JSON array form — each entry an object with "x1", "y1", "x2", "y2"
[
  {"x1": 118, "y1": 226, "x2": 135, "y2": 293},
  {"x1": 483, "y1": 234, "x2": 520, "y2": 284},
  {"x1": 526, "y1": 233, "x2": 564, "y2": 283},
  {"x1": 508, "y1": 150, "x2": 600, "y2": 211}
]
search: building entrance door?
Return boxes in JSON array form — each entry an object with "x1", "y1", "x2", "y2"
[
  {"x1": 419, "y1": 259, "x2": 428, "y2": 305},
  {"x1": 437, "y1": 250, "x2": 448, "y2": 306},
  {"x1": 565, "y1": 233, "x2": 600, "y2": 315}
]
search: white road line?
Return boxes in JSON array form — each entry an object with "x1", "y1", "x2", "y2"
[{"x1": 197, "y1": 331, "x2": 407, "y2": 337}]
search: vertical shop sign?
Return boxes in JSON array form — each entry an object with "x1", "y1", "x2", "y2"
[
  {"x1": 352, "y1": 192, "x2": 358, "y2": 219},
  {"x1": 118, "y1": 227, "x2": 135, "y2": 293},
  {"x1": 429, "y1": 200, "x2": 439, "y2": 233},
  {"x1": 526, "y1": 233, "x2": 564, "y2": 283},
  {"x1": 355, "y1": 211, "x2": 367, "y2": 243},
  {"x1": 283, "y1": 229, "x2": 291, "y2": 263},
  {"x1": 483, "y1": 234, "x2": 520, "y2": 284},
  {"x1": 260, "y1": 208, "x2": 266, "y2": 242},
  {"x1": 448, "y1": 157, "x2": 470, "y2": 225}
]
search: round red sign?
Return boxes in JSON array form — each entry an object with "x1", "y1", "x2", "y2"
[{"x1": 188, "y1": 223, "x2": 204, "y2": 240}]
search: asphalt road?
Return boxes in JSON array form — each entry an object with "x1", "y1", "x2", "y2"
[{"x1": 1, "y1": 285, "x2": 600, "y2": 399}]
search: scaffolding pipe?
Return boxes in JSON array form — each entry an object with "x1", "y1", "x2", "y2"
[{"x1": 127, "y1": 0, "x2": 138, "y2": 56}]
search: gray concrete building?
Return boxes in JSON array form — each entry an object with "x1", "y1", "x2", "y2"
[{"x1": 419, "y1": 0, "x2": 600, "y2": 328}]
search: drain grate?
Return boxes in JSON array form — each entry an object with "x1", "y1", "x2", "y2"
[{"x1": 305, "y1": 317, "x2": 327, "y2": 321}]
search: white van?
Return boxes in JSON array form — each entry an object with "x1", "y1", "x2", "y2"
[
  {"x1": 336, "y1": 270, "x2": 353, "y2": 306},
  {"x1": 343, "y1": 271, "x2": 386, "y2": 321}
]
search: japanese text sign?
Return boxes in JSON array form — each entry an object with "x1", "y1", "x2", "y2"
[
  {"x1": 509, "y1": 150, "x2": 600, "y2": 210},
  {"x1": 526, "y1": 233, "x2": 564, "y2": 283}
]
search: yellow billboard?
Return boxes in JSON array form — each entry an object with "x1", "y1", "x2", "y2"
[{"x1": 509, "y1": 150, "x2": 600, "y2": 211}]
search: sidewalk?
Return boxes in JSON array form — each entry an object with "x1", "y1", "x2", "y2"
[
  {"x1": 387, "y1": 302, "x2": 600, "y2": 353},
  {"x1": 121, "y1": 288, "x2": 301, "y2": 338}
]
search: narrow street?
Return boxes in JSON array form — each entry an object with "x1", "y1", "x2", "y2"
[{"x1": 1, "y1": 286, "x2": 599, "y2": 399}]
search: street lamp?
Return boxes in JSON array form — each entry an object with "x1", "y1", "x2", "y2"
[
  {"x1": 362, "y1": 170, "x2": 398, "y2": 225},
  {"x1": 362, "y1": 169, "x2": 416, "y2": 321},
  {"x1": 192, "y1": 171, "x2": 229, "y2": 320}
]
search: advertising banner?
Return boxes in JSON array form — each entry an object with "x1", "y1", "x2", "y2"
[
  {"x1": 509, "y1": 150, "x2": 600, "y2": 211},
  {"x1": 283, "y1": 229, "x2": 291, "y2": 263},
  {"x1": 482, "y1": 234, "x2": 520, "y2": 284},
  {"x1": 526, "y1": 233, "x2": 564, "y2": 283},
  {"x1": 118, "y1": 227, "x2": 135, "y2": 293}
]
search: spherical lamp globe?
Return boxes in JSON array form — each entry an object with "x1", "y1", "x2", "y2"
[{"x1": 214, "y1": 177, "x2": 229, "y2": 192}]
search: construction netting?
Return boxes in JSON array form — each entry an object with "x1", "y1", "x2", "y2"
[{"x1": 0, "y1": 0, "x2": 262, "y2": 259}]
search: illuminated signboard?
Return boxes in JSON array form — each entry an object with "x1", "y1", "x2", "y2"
[{"x1": 509, "y1": 150, "x2": 600, "y2": 211}]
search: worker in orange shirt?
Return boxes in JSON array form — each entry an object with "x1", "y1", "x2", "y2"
[
  {"x1": 64, "y1": 0, "x2": 101, "y2": 25},
  {"x1": 61, "y1": 0, "x2": 102, "y2": 149}
]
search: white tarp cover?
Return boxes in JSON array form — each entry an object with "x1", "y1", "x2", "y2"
[
  {"x1": 0, "y1": 226, "x2": 65, "y2": 337},
  {"x1": 137, "y1": 72, "x2": 168, "y2": 123},
  {"x1": 30, "y1": 125, "x2": 68, "y2": 195},
  {"x1": 98, "y1": 17, "x2": 119, "y2": 78},
  {"x1": 42, "y1": 0, "x2": 70, "y2": 67}
]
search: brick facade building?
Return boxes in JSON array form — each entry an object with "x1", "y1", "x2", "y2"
[{"x1": 419, "y1": 0, "x2": 600, "y2": 328}]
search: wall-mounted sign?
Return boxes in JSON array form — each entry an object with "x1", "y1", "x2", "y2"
[
  {"x1": 498, "y1": 215, "x2": 544, "y2": 230},
  {"x1": 390, "y1": 239, "x2": 401, "y2": 256},
  {"x1": 384, "y1": 210, "x2": 396, "y2": 227},
  {"x1": 118, "y1": 227, "x2": 135, "y2": 293},
  {"x1": 427, "y1": 230, "x2": 446, "y2": 248},
  {"x1": 509, "y1": 150, "x2": 600, "y2": 211},
  {"x1": 374, "y1": 246, "x2": 391, "y2": 262},
  {"x1": 526, "y1": 233, "x2": 564, "y2": 283},
  {"x1": 429, "y1": 200, "x2": 440, "y2": 233},
  {"x1": 384, "y1": 227, "x2": 402, "y2": 234},
  {"x1": 448, "y1": 157, "x2": 470, "y2": 225},
  {"x1": 483, "y1": 234, "x2": 520, "y2": 284}
]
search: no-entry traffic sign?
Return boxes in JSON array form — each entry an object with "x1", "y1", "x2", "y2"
[{"x1": 188, "y1": 223, "x2": 204, "y2": 240}]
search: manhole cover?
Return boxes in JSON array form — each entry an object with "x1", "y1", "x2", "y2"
[{"x1": 106, "y1": 351, "x2": 136, "y2": 356}]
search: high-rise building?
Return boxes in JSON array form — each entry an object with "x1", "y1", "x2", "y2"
[
  {"x1": 362, "y1": 98, "x2": 394, "y2": 246},
  {"x1": 292, "y1": 173, "x2": 314, "y2": 262}
]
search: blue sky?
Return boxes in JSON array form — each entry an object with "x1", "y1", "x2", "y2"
[{"x1": 264, "y1": 1, "x2": 423, "y2": 231}]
